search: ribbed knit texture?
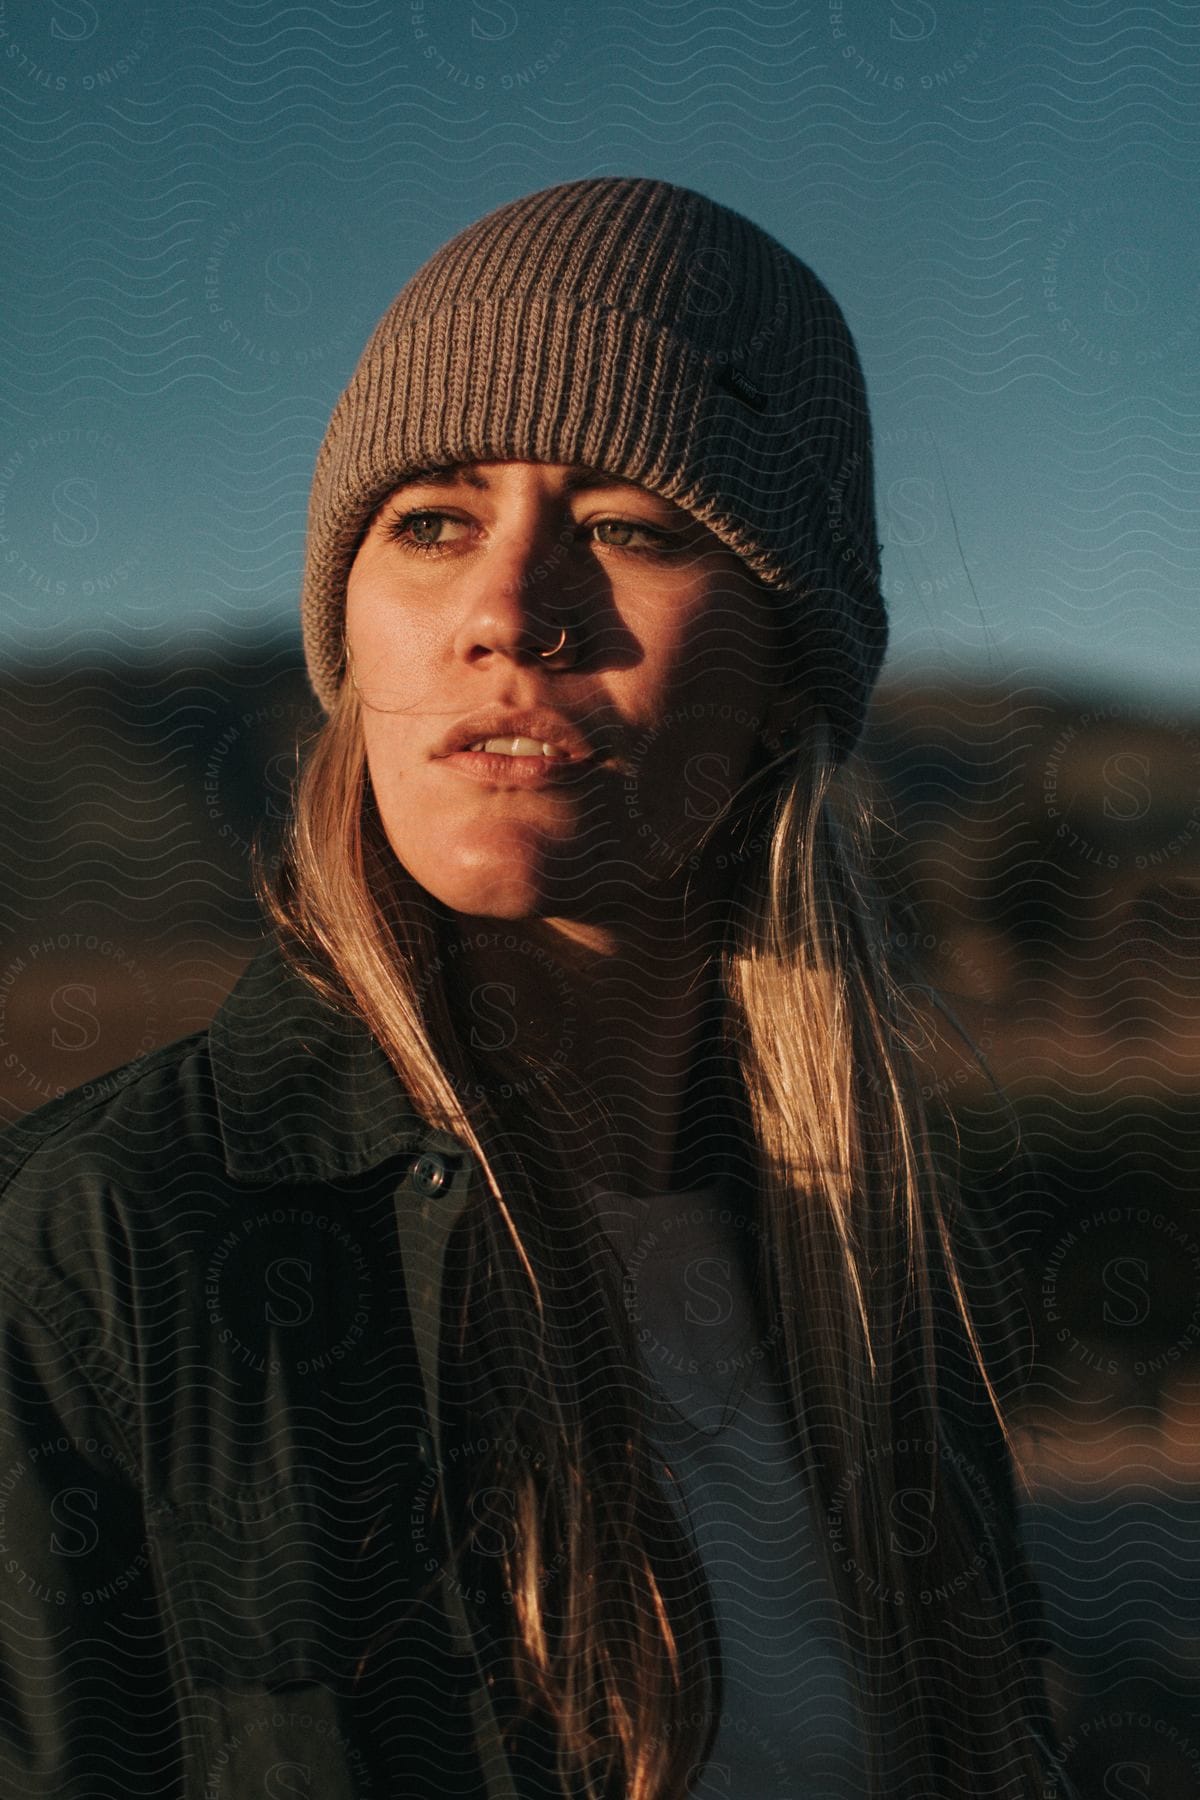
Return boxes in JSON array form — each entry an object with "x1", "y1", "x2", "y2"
[{"x1": 300, "y1": 176, "x2": 888, "y2": 761}]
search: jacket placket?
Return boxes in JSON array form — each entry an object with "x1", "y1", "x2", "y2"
[{"x1": 391, "y1": 1133, "x2": 520, "y2": 1800}]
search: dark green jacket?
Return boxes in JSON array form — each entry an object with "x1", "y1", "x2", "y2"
[{"x1": 0, "y1": 934, "x2": 1064, "y2": 1798}]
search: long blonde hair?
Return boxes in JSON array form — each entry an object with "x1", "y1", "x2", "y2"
[{"x1": 256, "y1": 675, "x2": 1048, "y2": 1799}]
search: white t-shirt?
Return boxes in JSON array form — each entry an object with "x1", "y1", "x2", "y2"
[{"x1": 590, "y1": 1179, "x2": 880, "y2": 1799}]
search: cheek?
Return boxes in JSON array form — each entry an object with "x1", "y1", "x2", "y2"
[
  {"x1": 346, "y1": 584, "x2": 443, "y2": 717},
  {"x1": 641, "y1": 586, "x2": 773, "y2": 699},
  {"x1": 687, "y1": 720, "x2": 761, "y2": 795},
  {"x1": 627, "y1": 721, "x2": 758, "y2": 848},
  {"x1": 346, "y1": 579, "x2": 398, "y2": 672},
  {"x1": 360, "y1": 716, "x2": 424, "y2": 828}
]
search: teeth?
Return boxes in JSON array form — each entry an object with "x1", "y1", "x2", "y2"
[{"x1": 468, "y1": 736, "x2": 568, "y2": 758}]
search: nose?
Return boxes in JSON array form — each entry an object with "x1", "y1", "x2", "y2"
[{"x1": 450, "y1": 501, "x2": 581, "y2": 665}]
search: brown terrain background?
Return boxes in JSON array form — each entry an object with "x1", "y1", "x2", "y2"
[{"x1": 3, "y1": 648, "x2": 1200, "y2": 1791}]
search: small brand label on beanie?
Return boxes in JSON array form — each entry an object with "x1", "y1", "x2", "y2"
[{"x1": 715, "y1": 364, "x2": 769, "y2": 413}]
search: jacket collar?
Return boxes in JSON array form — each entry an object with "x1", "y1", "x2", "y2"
[{"x1": 208, "y1": 932, "x2": 455, "y2": 1185}]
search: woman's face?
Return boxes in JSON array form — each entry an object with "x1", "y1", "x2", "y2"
[{"x1": 344, "y1": 460, "x2": 796, "y2": 925}]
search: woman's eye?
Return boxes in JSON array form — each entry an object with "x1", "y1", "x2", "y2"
[
  {"x1": 382, "y1": 509, "x2": 468, "y2": 553},
  {"x1": 591, "y1": 519, "x2": 680, "y2": 554}
]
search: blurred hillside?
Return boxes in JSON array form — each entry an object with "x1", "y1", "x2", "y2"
[
  {"x1": 864, "y1": 678, "x2": 1200, "y2": 1100},
  {"x1": 0, "y1": 644, "x2": 320, "y2": 1119},
  {"x1": 3, "y1": 650, "x2": 1197, "y2": 1092}
]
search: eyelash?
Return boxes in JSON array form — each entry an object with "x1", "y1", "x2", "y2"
[{"x1": 381, "y1": 508, "x2": 681, "y2": 558}]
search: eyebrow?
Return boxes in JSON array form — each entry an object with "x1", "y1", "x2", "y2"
[{"x1": 387, "y1": 462, "x2": 649, "y2": 497}]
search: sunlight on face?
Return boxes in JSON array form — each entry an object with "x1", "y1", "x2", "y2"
[{"x1": 344, "y1": 460, "x2": 796, "y2": 926}]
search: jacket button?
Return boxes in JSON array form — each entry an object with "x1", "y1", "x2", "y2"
[
  {"x1": 415, "y1": 1427, "x2": 435, "y2": 1468},
  {"x1": 410, "y1": 1152, "x2": 448, "y2": 1197}
]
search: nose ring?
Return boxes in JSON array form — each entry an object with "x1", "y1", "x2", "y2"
[{"x1": 536, "y1": 624, "x2": 568, "y2": 659}]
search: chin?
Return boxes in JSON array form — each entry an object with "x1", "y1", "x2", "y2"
[
  {"x1": 399, "y1": 850, "x2": 550, "y2": 922},
  {"x1": 448, "y1": 881, "x2": 548, "y2": 921},
  {"x1": 432, "y1": 811, "x2": 592, "y2": 907}
]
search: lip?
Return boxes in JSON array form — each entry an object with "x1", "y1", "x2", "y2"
[
  {"x1": 440, "y1": 748, "x2": 602, "y2": 786},
  {"x1": 434, "y1": 706, "x2": 599, "y2": 763}
]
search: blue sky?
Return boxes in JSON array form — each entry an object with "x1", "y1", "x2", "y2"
[{"x1": 1, "y1": 0, "x2": 1196, "y2": 704}]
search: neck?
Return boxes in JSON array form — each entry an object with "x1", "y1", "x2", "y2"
[{"x1": 448, "y1": 888, "x2": 744, "y2": 1202}]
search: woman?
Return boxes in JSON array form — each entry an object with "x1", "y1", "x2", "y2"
[{"x1": 0, "y1": 177, "x2": 1065, "y2": 1798}]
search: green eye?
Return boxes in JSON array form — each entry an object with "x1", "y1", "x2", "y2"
[
  {"x1": 592, "y1": 520, "x2": 680, "y2": 553},
  {"x1": 383, "y1": 510, "x2": 465, "y2": 553}
]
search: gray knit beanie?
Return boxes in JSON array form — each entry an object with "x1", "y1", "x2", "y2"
[{"x1": 301, "y1": 175, "x2": 887, "y2": 762}]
